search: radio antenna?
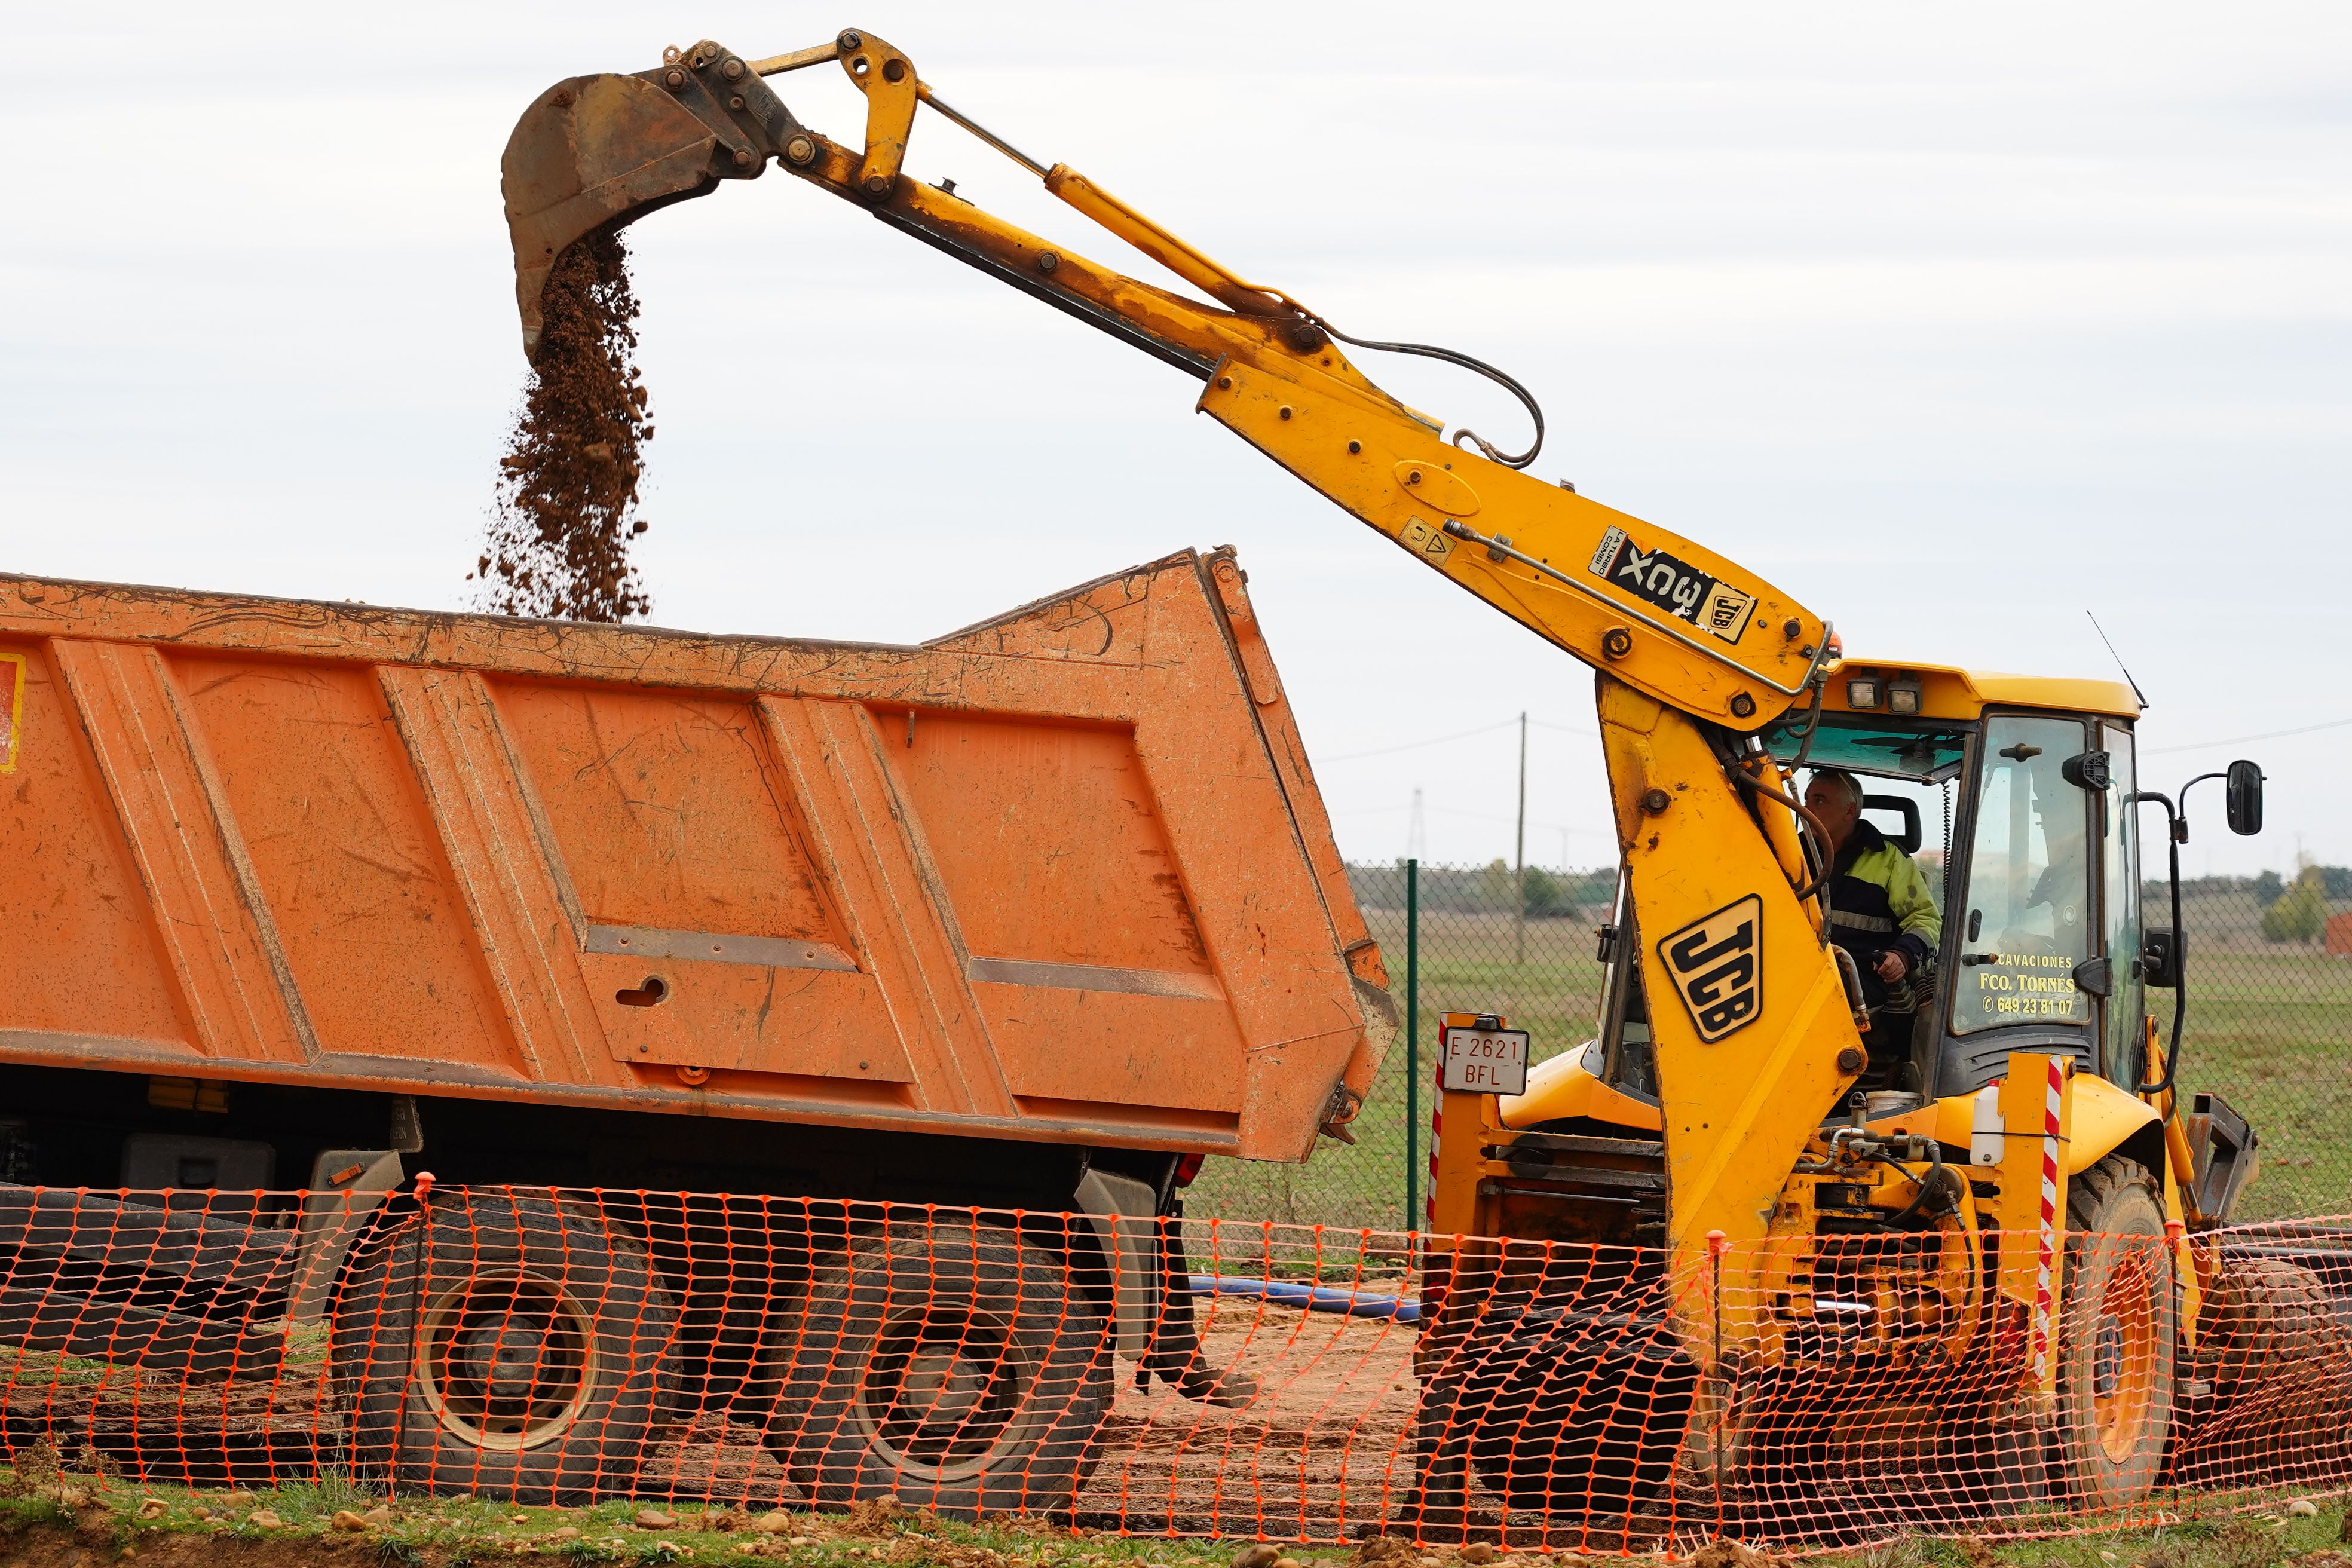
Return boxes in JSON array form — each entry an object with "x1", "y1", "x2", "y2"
[{"x1": 2086, "y1": 611, "x2": 2149, "y2": 709}]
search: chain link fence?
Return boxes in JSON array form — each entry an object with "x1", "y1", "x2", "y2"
[
  {"x1": 1187, "y1": 862, "x2": 1610, "y2": 1232},
  {"x1": 1186, "y1": 862, "x2": 2352, "y2": 1229},
  {"x1": 2158, "y1": 874, "x2": 2352, "y2": 1218}
]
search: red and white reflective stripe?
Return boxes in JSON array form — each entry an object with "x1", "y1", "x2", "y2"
[
  {"x1": 2031, "y1": 1054, "x2": 2065, "y2": 1382},
  {"x1": 1426, "y1": 1089, "x2": 1441, "y2": 1231}
]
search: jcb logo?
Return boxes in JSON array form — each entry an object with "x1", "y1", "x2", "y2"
[{"x1": 1658, "y1": 895, "x2": 1762, "y2": 1043}]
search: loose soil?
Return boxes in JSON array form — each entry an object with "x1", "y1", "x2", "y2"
[
  {"x1": 5, "y1": 1304, "x2": 2348, "y2": 1561},
  {"x1": 477, "y1": 225, "x2": 654, "y2": 623},
  {"x1": 0, "y1": 1313, "x2": 1420, "y2": 1540}
]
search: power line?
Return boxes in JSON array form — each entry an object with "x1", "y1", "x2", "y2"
[
  {"x1": 1316, "y1": 719, "x2": 1516, "y2": 763},
  {"x1": 1316, "y1": 715, "x2": 1594, "y2": 763},
  {"x1": 1333, "y1": 801, "x2": 1611, "y2": 838},
  {"x1": 1429, "y1": 804, "x2": 1610, "y2": 837},
  {"x1": 2144, "y1": 715, "x2": 2352, "y2": 756}
]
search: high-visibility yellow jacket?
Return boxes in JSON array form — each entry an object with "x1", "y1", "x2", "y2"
[{"x1": 1828, "y1": 820, "x2": 1942, "y2": 1013}]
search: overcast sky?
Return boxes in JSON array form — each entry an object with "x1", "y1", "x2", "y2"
[{"x1": 7, "y1": 2, "x2": 2347, "y2": 876}]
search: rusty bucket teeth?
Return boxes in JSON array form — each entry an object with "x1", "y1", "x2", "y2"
[{"x1": 501, "y1": 44, "x2": 798, "y2": 360}]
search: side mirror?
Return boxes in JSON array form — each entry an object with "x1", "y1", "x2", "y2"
[
  {"x1": 2061, "y1": 750, "x2": 2112, "y2": 792},
  {"x1": 2225, "y1": 760, "x2": 2265, "y2": 837},
  {"x1": 2140, "y1": 927, "x2": 2183, "y2": 990}
]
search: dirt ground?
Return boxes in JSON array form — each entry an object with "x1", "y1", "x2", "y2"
[
  {"x1": 0, "y1": 1306, "x2": 1422, "y2": 1542},
  {"x1": 579, "y1": 1310, "x2": 1422, "y2": 1537},
  {"x1": 1, "y1": 1529, "x2": 394, "y2": 1566},
  {"x1": 1081, "y1": 1313, "x2": 1421, "y2": 1536},
  {"x1": 8, "y1": 1294, "x2": 2345, "y2": 1557}
]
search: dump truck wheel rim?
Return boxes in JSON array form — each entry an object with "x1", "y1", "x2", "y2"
[
  {"x1": 416, "y1": 1267, "x2": 602, "y2": 1452},
  {"x1": 850, "y1": 1306, "x2": 1043, "y2": 1482},
  {"x1": 2091, "y1": 1248, "x2": 2157, "y2": 1465}
]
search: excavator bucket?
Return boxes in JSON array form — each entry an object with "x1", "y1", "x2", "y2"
[{"x1": 501, "y1": 45, "x2": 795, "y2": 359}]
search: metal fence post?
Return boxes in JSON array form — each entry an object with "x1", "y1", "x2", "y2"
[{"x1": 1405, "y1": 858, "x2": 1419, "y2": 1233}]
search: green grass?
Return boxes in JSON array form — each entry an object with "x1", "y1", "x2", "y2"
[
  {"x1": 2167, "y1": 947, "x2": 2352, "y2": 1220},
  {"x1": 5, "y1": 1454, "x2": 2348, "y2": 1568},
  {"x1": 1814, "y1": 1500, "x2": 2352, "y2": 1568},
  {"x1": 0, "y1": 1343, "x2": 126, "y2": 1389},
  {"x1": 0, "y1": 1466, "x2": 1371, "y2": 1566}
]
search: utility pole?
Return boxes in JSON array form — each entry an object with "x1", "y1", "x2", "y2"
[
  {"x1": 1514, "y1": 711, "x2": 1527, "y2": 966},
  {"x1": 1404, "y1": 858, "x2": 1419, "y2": 1234}
]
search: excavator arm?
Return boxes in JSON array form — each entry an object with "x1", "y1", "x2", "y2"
[
  {"x1": 503, "y1": 31, "x2": 1831, "y2": 730},
  {"x1": 501, "y1": 32, "x2": 1870, "y2": 1276}
]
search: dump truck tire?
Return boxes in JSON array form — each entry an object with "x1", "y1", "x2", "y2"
[
  {"x1": 331, "y1": 1192, "x2": 685, "y2": 1505},
  {"x1": 759, "y1": 1219, "x2": 1112, "y2": 1518},
  {"x1": 2052, "y1": 1156, "x2": 2175, "y2": 1508}
]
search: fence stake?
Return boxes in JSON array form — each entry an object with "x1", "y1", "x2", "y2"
[
  {"x1": 1405, "y1": 858, "x2": 1419, "y2": 1233},
  {"x1": 1708, "y1": 1226, "x2": 1729, "y2": 1532}
]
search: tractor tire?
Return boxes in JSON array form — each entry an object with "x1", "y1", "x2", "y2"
[
  {"x1": 2051, "y1": 1156, "x2": 2175, "y2": 1508},
  {"x1": 757, "y1": 1219, "x2": 1113, "y2": 1518},
  {"x1": 1460, "y1": 1307, "x2": 1698, "y2": 1522},
  {"x1": 2172, "y1": 1252, "x2": 2351, "y2": 1487},
  {"x1": 330, "y1": 1192, "x2": 687, "y2": 1505},
  {"x1": 2203, "y1": 1254, "x2": 2337, "y2": 1396}
]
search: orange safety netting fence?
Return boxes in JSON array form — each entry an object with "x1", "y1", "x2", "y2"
[{"x1": 0, "y1": 1184, "x2": 2345, "y2": 1551}]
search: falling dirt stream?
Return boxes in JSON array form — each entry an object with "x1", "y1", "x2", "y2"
[{"x1": 477, "y1": 226, "x2": 654, "y2": 622}]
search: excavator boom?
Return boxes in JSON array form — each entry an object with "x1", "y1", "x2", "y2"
[{"x1": 501, "y1": 32, "x2": 1832, "y2": 733}]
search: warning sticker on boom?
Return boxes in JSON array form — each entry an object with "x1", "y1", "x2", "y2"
[
  {"x1": 1588, "y1": 526, "x2": 1758, "y2": 644},
  {"x1": 1658, "y1": 895, "x2": 1763, "y2": 1043},
  {"x1": 1398, "y1": 516, "x2": 1456, "y2": 564}
]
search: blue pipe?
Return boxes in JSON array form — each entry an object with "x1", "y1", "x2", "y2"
[{"x1": 1189, "y1": 1274, "x2": 1422, "y2": 1323}]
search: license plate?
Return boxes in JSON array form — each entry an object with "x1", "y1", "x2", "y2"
[{"x1": 1440, "y1": 1025, "x2": 1530, "y2": 1095}]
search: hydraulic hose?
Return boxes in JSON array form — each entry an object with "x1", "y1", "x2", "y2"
[
  {"x1": 1888, "y1": 1138, "x2": 1955, "y2": 1226},
  {"x1": 1729, "y1": 761, "x2": 1838, "y2": 908},
  {"x1": 1307, "y1": 317, "x2": 1545, "y2": 470},
  {"x1": 1783, "y1": 676, "x2": 1829, "y2": 772}
]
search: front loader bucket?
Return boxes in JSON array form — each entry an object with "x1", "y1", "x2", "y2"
[{"x1": 501, "y1": 45, "x2": 796, "y2": 359}]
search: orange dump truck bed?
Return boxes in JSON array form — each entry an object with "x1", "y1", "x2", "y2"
[{"x1": 0, "y1": 547, "x2": 1391, "y2": 1163}]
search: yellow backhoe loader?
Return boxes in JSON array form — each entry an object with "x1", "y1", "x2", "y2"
[{"x1": 498, "y1": 33, "x2": 2316, "y2": 1531}]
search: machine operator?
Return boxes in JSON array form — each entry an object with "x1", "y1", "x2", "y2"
[{"x1": 1802, "y1": 768, "x2": 1942, "y2": 1072}]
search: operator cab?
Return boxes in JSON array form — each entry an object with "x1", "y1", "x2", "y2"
[
  {"x1": 1570, "y1": 662, "x2": 2259, "y2": 1122},
  {"x1": 1759, "y1": 703, "x2": 2137, "y2": 1104}
]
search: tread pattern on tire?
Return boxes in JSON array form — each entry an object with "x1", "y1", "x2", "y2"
[
  {"x1": 758, "y1": 1219, "x2": 1112, "y2": 1520},
  {"x1": 2053, "y1": 1155, "x2": 2174, "y2": 1509},
  {"x1": 330, "y1": 1192, "x2": 686, "y2": 1506},
  {"x1": 2172, "y1": 1251, "x2": 2352, "y2": 1486}
]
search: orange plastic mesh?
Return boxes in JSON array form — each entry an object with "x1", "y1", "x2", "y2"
[{"x1": 0, "y1": 1184, "x2": 2344, "y2": 1548}]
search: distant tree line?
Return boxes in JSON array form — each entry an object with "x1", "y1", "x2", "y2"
[
  {"x1": 1356, "y1": 862, "x2": 2348, "y2": 941},
  {"x1": 1346, "y1": 860, "x2": 1618, "y2": 917},
  {"x1": 2149, "y1": 864, "x2": 2350, "y2": 946}
]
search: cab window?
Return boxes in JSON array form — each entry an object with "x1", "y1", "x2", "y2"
[
  {"x1": 1950, "y1": 715, "x2": 2093, "y2": 1035},
  {"x1": 1760, "y1": 713, "x2": 1970, "y2": 905},
  {"x1": 2101, "y1": 721, "x2": 2144, "y2": 1083}
]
